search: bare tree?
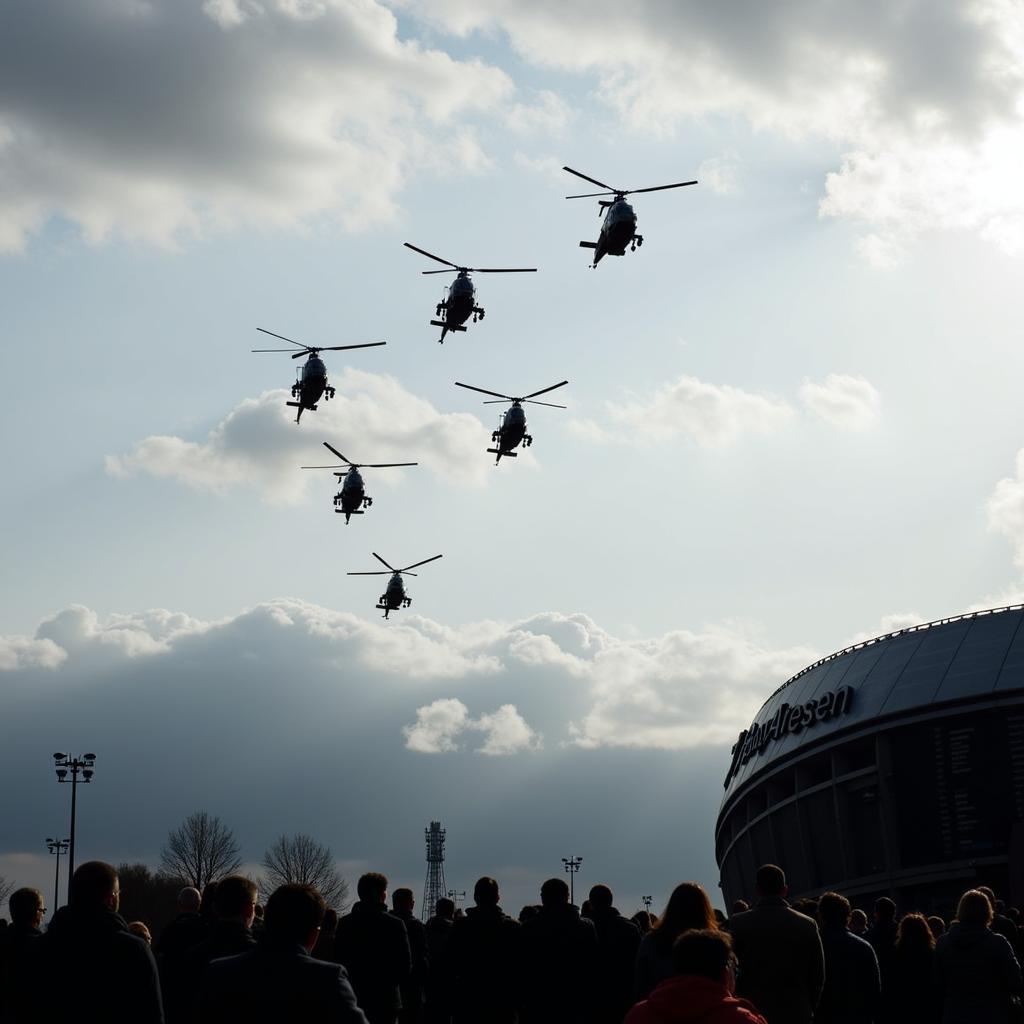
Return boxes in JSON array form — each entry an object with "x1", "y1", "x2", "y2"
[
  {"x1": 160, "y1": 811, "x2": 241, "y2": 889},
  {"x1": 0, "y1": 876, "x2": 15, "y2": 911},
  {"x1": 260, "y1": 834, "x2": 349, "y2": 910}
]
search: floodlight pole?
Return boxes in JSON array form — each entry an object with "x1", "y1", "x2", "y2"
[
  {"x1": 53, "y1": 752, "x2": 96, "y2": 891},
  {"x1": 642, "y1": 895, "x2": 653, "y2": 912},
  {"x1": 46, "y1": 837, "x2": 69, "y2": 917},
  {"x1": 561, "y1": 855, "x2": 583, "y2": 906}
]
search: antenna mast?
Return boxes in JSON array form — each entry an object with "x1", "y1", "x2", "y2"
[{"x1": 422, "y1": 821, "x2": 448, "y2": 921}]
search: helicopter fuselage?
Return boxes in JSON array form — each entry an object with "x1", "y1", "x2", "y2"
[
  {"x1": 591, "y1": 199, "x2": 638, "y2": 265},
  {"x1": 335, "y1": 467, "x2": 368, "y2": 524},
  {"x1": 490, "y1": 402, "x2": 533, "y2": 463},
  {"x1": 377, "y1": 572, "x2": 411, "y2": 618},
  {"x1": 441, "y1": 273, "x2": 477, "y2": 328},
  {"x1": 287, "y1": 354, "x2": 335, "y2": 422}
]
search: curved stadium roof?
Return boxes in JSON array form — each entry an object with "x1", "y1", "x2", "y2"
[{"x1": 720, "y1": 605, "x2": 1024, "y2": 807}]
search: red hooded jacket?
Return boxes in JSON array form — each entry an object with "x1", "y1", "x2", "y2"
[{"x1": 625, "y1": 975, "x2": 768, "y2": 1024}]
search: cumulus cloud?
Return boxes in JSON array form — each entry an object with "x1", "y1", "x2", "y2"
[
  {"x1": 799, "y1": 374, "x2": 881, "y2": 430},
  {"x1": 106, "y1": 371, "x2": 492, "y2": 501},
  {"x1": 569, "y1": 375, "x2": 795, "y2": 447},
  {"x1": 0, "y1": 0, "x2": 512, "y2": 251},
  {"x1": 987, "y1": 449, "x2": 1024, "y2": 569},
  {"x1": 403, "y1": 698, "x2": 540, "y2": 755},
  {"x1": 406, "y1": 0, "x2": 1024, "y2": 258},
  {"x1": 0, "y1": 634, "x2": 66, "y2": 671}
]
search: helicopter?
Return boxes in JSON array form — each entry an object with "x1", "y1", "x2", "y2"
[
  {"x1": 300, "y1": 442, "x2": 418, "y2": 524},
  {"x1": 347, "y1": 552, "x2": 443, "y2": 619},
  {"x1": 404, "y1": 242, "x2": 537, "y2": 343},
  {"x1": 563, "y1": 166, "x2": 697, "y2": 267},
  {"x1": 455, "y1": 380, "x2": 568, "y2": 464},
  {"x1": 251, "y1": 328, "x2": 386, "y2": 423}
]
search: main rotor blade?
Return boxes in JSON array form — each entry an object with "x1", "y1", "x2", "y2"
[
  {"x1": 323, "y1": 442, "x2": 352, "y2": 465},
  {"x1": 524, "y1": 400, "x2": 567, "y2": 409},
  {"x1": 347, "y1": 571, "x2": 389, "y2": 576},
  {"x1": 252, "y1": 348, "x2": 306, "y2": 353},
  {"x1": 482, "y1": 400, "x2": 510, "y2": 405},
  {"x1": 372, "y1": 552, "x2": 397, "y2": 572},
  {"x1": 299, "y1": 465, "x2": 345, "y2": 470},
  {"x1": 291, "y1": 350, "x2": 311, "y2": 358},
  {"x1": 256, "y1": 328, "x2": 306, "y2": 348},
  {"x1": 422, "y1": 269, "x2": 458, "y2": 275},
  {"x1": 364, "y1": 462, "x2": 419, "y2": 468},
  {"x1": 319, "y1": 342, "x2": 387, "y2": 351},
  {"x1": 455, "y1": 381, "x2": 512, "y2": 401},
  {"x1": 400, "y1": 554, "x2": 443, "y2": 573},
  {"x1": 563, "y1": 166, "x2": 616, "y2": 191},
  {"x1": 626, "y1": 180, "x2": 698, "y2": 196},
  {"x1": 565, "y1": 191, "x2": 619, "y2": 200},
  {"x1": 523, "y1": 380, "x2": 569, "y2": 400},
  {"x1": 404, "y1": 242, "x2": 458, "y2": 269},
  {"x1": 474, "y1": 267, "x2": 537, "y2": 274}
]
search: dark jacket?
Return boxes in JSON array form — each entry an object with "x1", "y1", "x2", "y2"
[
  {"x1": 866, "y1": 920, "x2": 898, "y2": 987},
  {"x1": 727, "y1": 896, "x2": 824, "y2": 1024},
  {"x1": 393, "y1": 909, "x2": 428, "y2": 1022},
  {"x1": 0, "y1": 923, "x2": 42, "y2": 1024},
  {"x1": 935, "y1": 922, "x2": 1023, "y2": 1024},
  {"x1": 635, "y1": 930, "x2": 678, "y2": 1002},
  {"x1": 335, "y1": 900, "x2": 412, "y2": 1024},
  {"x1": 424, "y1": 915, "x2": 454, "y2": 1023},
  {"x1": 520, "y1": 904, "x2": 598, "y2": 1024},
  {"x1": 200, "y1": 939, "x2": 368, "y2": 1022},
  {"x1": 32, "y1": 905, "x2": 163, "y2": 1024},
  {"x1": 588, "y1": 906, "x2": 641, "y2": 1023},
  {"x1": 815, "y1": 924, "x2": 880, "y2": 1024},
  {"x1": 172, "y1": 920, "x2": 257, "y2": 1021},
  {"x1": 624, "y1": 975, "x2": 768, "y2": 1024},
  {"x1": 881, "y1": 944, "x2": 938, "y2": 1023},
  {"x1": 448, "y1": 905, "x2": 523, "y2": 1024},
  {"x1": 157, "y1": 912, "x2": 208, "y2": 960}
]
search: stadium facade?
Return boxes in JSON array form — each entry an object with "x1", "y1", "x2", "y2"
[{"x1": 715, "y1": 606, "x2": 1024, "y2": 913}]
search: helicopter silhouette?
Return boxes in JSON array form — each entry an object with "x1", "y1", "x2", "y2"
[
  {"x1": 348, "y1": 552, "x2": 443, "y2": 619},
  {"x1": 455, "y1": 380, "x2": 568, "y2": 464},
  {"x1": 404, "y1": 242, "x2": 536, "y2": 343},
  {"x1": 563, "y1": 167, "x2": 697, "y2": 267},
  {"x1": 300, "y1": 442, "x2": 418, "y2": 524},
  {"x1": 251, "y1": 328, "x2": 386, "y2": 423}
]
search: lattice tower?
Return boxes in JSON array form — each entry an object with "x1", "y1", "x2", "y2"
[{"x1": 422, "y1": 821, "x2": 447, "y2": 921}]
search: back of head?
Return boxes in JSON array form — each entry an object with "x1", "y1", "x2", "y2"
[
  {"x1": 214, "y1": 875, "x2": 258, "y2": 920},
  {"x1": 849, "y1": 909, "x2": 868, "y2": 934},
  {"x1": 927, "y1": 915, "x2": 945, "y2": 938},
  {"x1": 754, "y1": 864, "x2": 786, "y2": 899},
  {"x1": 201, "y1": 882, "x2": 220, "y2": 919},
  {"x1": 731, "y1": 899, "x2": 749, "y2": 917},
  {"x1": 817, "y1": 892, "x2": 850, "y2": 929},
  {"x1": 70, "y1": 861, "x2": 118, "y2": 910},
  {"x1": 874, "y1": 896, "x2": 896, "y2": 923},
  {"x1": 435, "y1": 897, "x2": 455, "y2": 919},
  {"x1": 265, "y1": 884, "x2": 325, "y2": 945},
  {"x1": 9, "y1": 888, "x2": 43, "y2": 927},
  {"x1": 392, "y1": 888, "x2": 415, "y2": 914},
  {"x1": 589, "y1": 884, "x2": 613, "y2": 910},
  {"x1": 177, "y1": 886, "x2": 201, "y2": 914},
  {"x1": 540, "y1": 878, "x2": 569, "y2": 908},
  {"x1": 474, "y1": 876, "x2": 500, "y2": 908},
  {"x1": 672, "y1": 928, "x2": 734, "y2": 982},
  {"x1": 957, "y1": 889, "x2": 993, "y2": 928},
  {"x1": 896, "y1": 912, "x2": 935, "y2": 952},
  {"x1": 977, "y1": 886, "x2": 996, "y2": 907},
  {"x1": 655, "y1": 883, "x2": 716, "y2": 945},
  {"x1": 357, "y1": 872, "x2": 388, "y2": 904}
]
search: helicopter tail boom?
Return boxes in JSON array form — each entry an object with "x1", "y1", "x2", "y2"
[
  {"x1": 579, "y1": 241, "x2": 597, "y2": 249},
  {"x1": 487, "y1": 448, "x2": 516, "y2": 457}
]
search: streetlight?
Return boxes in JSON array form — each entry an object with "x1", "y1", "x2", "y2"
[
  {"x1": 561, "y1": 856, "x2": 582, "y2": 906},
  {"x1": 53, "y1": 752, "x2": 96, "y2": 892},
  {"x1": 642, "y1": 894, "x2": 653, "y2": 912},
  {"x1": 46, "y1": 837, "x2": 69, "y2": 917}
]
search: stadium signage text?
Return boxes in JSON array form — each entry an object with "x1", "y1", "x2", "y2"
[{"x1": 723, "y1": 685, "x2": 854, "y2": 787}]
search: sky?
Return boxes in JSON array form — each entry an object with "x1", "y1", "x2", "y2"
[{"x1": 3, "y1": 0, "x2": 1024, "y2": 918}]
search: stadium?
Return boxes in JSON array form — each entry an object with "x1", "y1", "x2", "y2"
[{"x1": 715, "y1": 605, "x2": 1024, "y2": 913}]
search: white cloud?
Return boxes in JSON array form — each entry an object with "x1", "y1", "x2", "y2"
[
  {"x1": 0, "y1": 0, "x2": 512, "y2": 251},
  {"x1": 569, "y1": 374, "x2": 795, "y2": 447},
  {"x1": 799, "y1": 374, "x2": 881, "y2": 430},
  {"x1": 403, "y1": 698, "x2": 541, "y2": 755},
  {"x1": 841, "y1": 611, "x2": 925, "y2": 647},
  {"x1": 0, "y1": 634, "x2": 66, "y2": 671},
  {"x1": 106, "y1": 371, "x2": 492, "y2": 501},
  {"x1": 405, "y1": 0, "x2": 1024, "y2": 258},
  {"x1": 505, "y1": 90, "x2": 572, "y2": 135},
  {"x1": 987, "y1": 449, "x2": 1024, "y2": 569},
  {"x1": 697, "y1": 151, "x2": 741, "y2": 195}
]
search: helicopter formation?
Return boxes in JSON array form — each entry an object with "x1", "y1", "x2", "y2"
[{"x1": 249, "y1": 166, "x2": 697, "y2": 616}]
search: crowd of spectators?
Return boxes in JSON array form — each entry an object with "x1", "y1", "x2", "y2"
[{"x1": 0, "y1": 858, "x2": 1021, "y2": 1023}]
